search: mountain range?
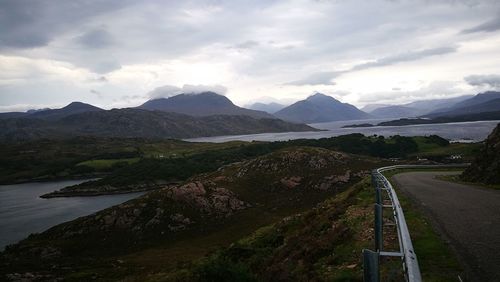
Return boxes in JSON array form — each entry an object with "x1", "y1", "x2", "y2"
[
  {"x1": 274, "y1": 93, "x2": 372, "y2": 123},
  {"x1": 1, "y1": 90, "x2": 499, "y2": 141}
]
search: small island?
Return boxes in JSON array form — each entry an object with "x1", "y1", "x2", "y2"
[{"x1": 341, "y1": 123, "x2": 375, "y2": 128}]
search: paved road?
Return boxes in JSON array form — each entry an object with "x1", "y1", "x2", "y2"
[{"x1": 392, "y1": 171, "x2": 500, "y2": 282}]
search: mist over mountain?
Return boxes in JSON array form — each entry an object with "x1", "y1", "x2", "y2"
[
  {"x1": 139, "y1": 92, "x2": 273, "y2": 119},
  {"x1": 403, "y1": 95, "x2": 473, "y2": 114},
  {"x1": 365, "y1": 95, "x2": 474, "y2": 118},
  {"x1": 361, "y1": 104, "x2": 390, "y2": 113},
  {"x1": 274, "y1": 93, "x2": 371, "y2": 123},
  {"x1": 369, "y1": 105, "x2": 421, "y2": 118},
  {"x1": 247, "y1": 102, "x2": 286, "y2": 114}
]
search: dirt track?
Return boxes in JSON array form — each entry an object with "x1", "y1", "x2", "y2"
[{"x1": 393, "y1": 171, "x2": 500, "y2": 282}]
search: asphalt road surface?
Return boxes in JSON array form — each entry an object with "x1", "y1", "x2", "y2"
[{"x1": 393, "y1": 171, "x2": 500, "y2": 282}]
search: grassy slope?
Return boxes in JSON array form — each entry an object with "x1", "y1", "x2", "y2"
[
  {"x1": 1, "y1": 147, "x2": 379, "y2": 281},
  {"x1": 160, "y1": 170, "x2": 465, "y2": 281}
]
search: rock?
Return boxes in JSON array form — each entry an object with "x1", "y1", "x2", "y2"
[{"x1": 280, "y1": 176, "x2": 302, "y2": 188}]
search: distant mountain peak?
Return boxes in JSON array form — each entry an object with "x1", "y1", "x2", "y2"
[
  {"x1": 139, "y1": 92, "x2": 273, "y2": 119},
  {"x1": 63, "y1": 101, "x2": 102, "y2": 110},
  {"x1": 306, "y1": 93, "x2": 340, "y2": 103},
  {"x1": 275, "y1": 93, "x2": 371, "y2": 123},
  {"x1": 247, "y1": 102, "x2": 286, "y2": 114}
]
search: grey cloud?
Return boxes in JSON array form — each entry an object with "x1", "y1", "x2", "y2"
[
  {"x1": 461, "y1": 17, "x2": 500, "y2": 33},
  {"x1": 90, "y1": 89, "x2": 103, "y2": 98},
  {"x1": 288, "y1": 46, "x2": 457, "y2": 86},
  {"x1": 182, "y1": 84, "x2": 227, "y2": 95},
  {"x1": 358, "y1": 81, "x2": 464, "y2": 104},
  {"x1": 0, "y1": 0, "x2": 134, "y2": 49},
  {"x1": 286, "y1": 71, "x2": 341, "y2": 86},
  {"x1": 87, "y1": 76, "x2": 108, "y2": 83},
  {"x1": 91, "y1": 60, "x2": 122, "y2": 74},
  {"x1": 76, "y1": 28, "x2": 114, "y2": 49},
  {"x1": 351, "y1": 46, "x2": 458, "y2": 71},
  {"x1": 148, "y1": 85, "x2": 182, "y2": 99},
  {"x1": 234, "y1": 40, "x2": 259, "y2": 49},
  {"x1": 464, "y1": 74, "x2": 500, "y2": 88}
]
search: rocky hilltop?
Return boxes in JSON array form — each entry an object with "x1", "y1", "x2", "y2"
[
  {"x1": 0, "y1": 147, "x2": 376, "y2": 281},
  {"x1": 461, "y1": 123, "x2": 500, "y2": 184}
]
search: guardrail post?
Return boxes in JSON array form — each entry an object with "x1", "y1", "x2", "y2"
[
  {"x1": 374, "y1": 203, "x2": 383, "y2": 251},
  {"x1": 375, "y1": 184, "x2": 382, "y2": 205},
  {"x1": 363, "y1": 249, "x2": 380, "y2": 282},
  {"x1": 372, "y1": 170, "x2": 382, "y2": 205}
]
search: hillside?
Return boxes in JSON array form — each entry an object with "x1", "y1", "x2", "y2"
[
  {"x1": 426, "y1": 91, "x2": 500, "y2": 118},
  {"x1": 0, "y1": 147, "x2": 378, "y2": 281},
  {"x1": 139, "y1": 92, "x2": 273, "y2": 119},
  {"x1": 0, "y1": 108, "x2": 314, "y2": 141},
  {"x1": 275, "y1": 93, "x2": 371, "y2": 123},
  {"x1": 461, "y1": 123, "x2": 500, "y2": 184}
]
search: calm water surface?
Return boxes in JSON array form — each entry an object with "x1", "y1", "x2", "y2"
[
  {"x1": 186, "y1": 120, "x2": 500, "y2": 143},
  {"x1": 0, "y1": 179, "x2": 144, "y2": 250}
]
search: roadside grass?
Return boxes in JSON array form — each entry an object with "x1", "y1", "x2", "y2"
[
  {"x1": 436, "y1": 174, "x2": 500, "y2": 191},
  {"x1": 383, "y1": 170, "x2": 465, "y2": 281}
]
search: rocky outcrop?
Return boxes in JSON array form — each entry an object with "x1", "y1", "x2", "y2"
[
  {"x1": 236, "y1": 148, "x2": 347, "y2": 178},
  {"x1": 461, "y1": 123, "x2": 500, "y2": 184},
  {"x1": 57, "y1": 181, "x2": 249, "y2": 239}
]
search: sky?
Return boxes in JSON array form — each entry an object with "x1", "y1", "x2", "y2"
[{"x1": 1, "y1": 0, "x2": 500, "y2": 112}]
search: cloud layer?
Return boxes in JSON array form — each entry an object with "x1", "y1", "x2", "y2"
[
  {"x1": 464, "y1": 74, "x2": 500, "y2": 89},
  {"x1": 148, "y1": 84, "x2": 228, "y2": 99},
  {"x1": 1, "y1": 0, "x2": 500, "y2": 111}
]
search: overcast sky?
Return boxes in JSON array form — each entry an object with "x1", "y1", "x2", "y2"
[{"x1": 1, "y1": 0, "x2": 500, "y2": 112}]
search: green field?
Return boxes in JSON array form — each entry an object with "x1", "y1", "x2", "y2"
[{"x1": 76, "y1": 158, "x2": 140, "y2": 170}]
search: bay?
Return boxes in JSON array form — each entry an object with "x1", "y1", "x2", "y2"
[{"x1": 0, "y1": 179, "x2": 144, "y2": 250}]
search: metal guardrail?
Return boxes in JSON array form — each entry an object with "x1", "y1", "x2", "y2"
[{"x1": 363, "y1": 164, "x2": 469, "y2": 282}]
